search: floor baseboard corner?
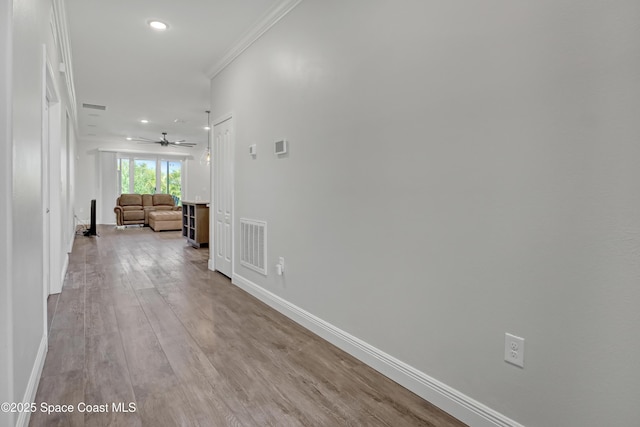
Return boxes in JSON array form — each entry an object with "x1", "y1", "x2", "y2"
[
  {"x1": 15, "y1": 333, "x2": 47, "y2": 427},
  {"x1": 231, "y1": 273, "x2": 524, "y2": 427}
]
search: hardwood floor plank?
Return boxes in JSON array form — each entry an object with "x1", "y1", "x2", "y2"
[
  {"x1": 135, "y1": 388, "x2": 200, "y2": 427},
  {"x1": 29, "y1": 370, "x2": 84, "y2": 427},
  {"x1": 152, "y1": 333, "x2": 220, "y2": 383},
  {"x1": 46, "y1": 293, "x2": 59, "y2": 333},
  {"x1": 85, "y1": 288, "x2": 119, "y2": 337},
  {"x1": 49, "y1": 287, "x2": 84, "y2": 332},
  {"x1": 41, "y1": 320, "x2": 84, "y2": 378},
  {"x1": 135, "y1": 288, "x2": 191, "y2": 339},
  {"x1": 176, "y1": 376, "x2": 247, "y2": 427},
  {"x1": 84, "y1": 332, "x2": 141, "y2": 427},
  {"x1": 114, "y1": 305, "x2": 179, "y2": 402},
  {"x1": 63, "y1": 269, "x2": 85, "y2": 289}
]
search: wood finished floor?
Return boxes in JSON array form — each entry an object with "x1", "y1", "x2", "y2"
[{"x1": 30, "y1": 225, "x2": 466, "y2": 427}]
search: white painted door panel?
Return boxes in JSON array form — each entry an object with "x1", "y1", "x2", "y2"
[{"x1": 213, "y1": 117, "x2": 233, "y2": 277}]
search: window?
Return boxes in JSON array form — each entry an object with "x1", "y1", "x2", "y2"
[
  {"x1": 119, "y1": 158, "x2": 129, "y2": 194},
  {"x1": 160, "y1": 160, "x2": 182, "y2": 205},
  {"x1": 118, "y1": 156, "x2": 183, "y2": 204},
  {"x1": 133, "y1": 159, "x2": 157, "y2": 194}
]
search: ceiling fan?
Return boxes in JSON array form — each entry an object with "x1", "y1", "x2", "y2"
[{"x1": 133, "y1": 132, "x2": 197, "y2": 147}]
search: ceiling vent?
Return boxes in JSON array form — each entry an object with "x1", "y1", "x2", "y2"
[{"x1": 82, "y1": 103, "x2": 107, "y2": 111}]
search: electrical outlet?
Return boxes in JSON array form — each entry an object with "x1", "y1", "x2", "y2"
[{"x1": 504, "y1": 333, "x2": 525, "y2": 368}]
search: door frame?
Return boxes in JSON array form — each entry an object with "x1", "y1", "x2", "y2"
[
  {"x1": 45, "y1": 57, "x2": 62, "y2": 296},
  {"x1": 41, "y1": 49, "x2": 51, "y2": 337},
  {"x1": 209, "y1": 112, "x2": 234, "y2": 277}
]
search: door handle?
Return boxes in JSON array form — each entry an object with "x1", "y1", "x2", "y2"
[{"x1": 46, "y1": 208, "x2": 50, "y2": 213}]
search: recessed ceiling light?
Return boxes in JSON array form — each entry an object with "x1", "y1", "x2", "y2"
[
  {"x1": 140, "y1": 119, "x2": 149, "y2": 124},
  {"x1": 126, "y1": 137, "x2": 132, "y2": 141},
  {"x1": 204, "y1": 126, "x2": 211, "y2": 130},
  {"x1": 148, "y1": 20, "x2": 168, "y2": 31}
]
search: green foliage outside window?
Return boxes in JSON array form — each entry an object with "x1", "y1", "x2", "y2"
[
  {"x1": 161, "y1": 162, "x2": 182, "y2": 205},
  {"x1": 119, "y1": 159, "x2": 182, "y2": 204},
  {"x1": 133, "y1": 160, "x2": 157, "y2": 194},
  {"x1": 120, "y1": 160, "x2": 129, "y2": 194}
]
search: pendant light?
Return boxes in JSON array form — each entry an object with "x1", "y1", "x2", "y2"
[{"x1": 200, "y1": 110, "x2": 211, "y2": 165}]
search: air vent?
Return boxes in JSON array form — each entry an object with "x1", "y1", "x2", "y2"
[
  {"x1": 82, "y1": 103, "x2": 107, "y2": 111},
  {"x1": 240, "y1": 218, "x2": 267, "y2": 275}
]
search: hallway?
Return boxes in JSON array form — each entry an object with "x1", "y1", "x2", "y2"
[{"x1": 30, "y1": 226, "x2": 465, "y2": 426}]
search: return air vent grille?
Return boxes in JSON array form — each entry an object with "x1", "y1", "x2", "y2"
[
  {"x1": 240, "y1": 218, "x2": 267, "y2": 275},
  {"x1": 82, "y1": 103, "x2": 107, "y2": 111}
]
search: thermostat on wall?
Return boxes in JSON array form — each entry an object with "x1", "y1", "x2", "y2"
[{"x1": 274, "y1": 139, "x2": 287, "y2": 155}]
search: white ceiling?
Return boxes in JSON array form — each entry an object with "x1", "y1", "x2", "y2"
[{"x1": 66, "y1": 0, "x2": 281, "y2": 148}]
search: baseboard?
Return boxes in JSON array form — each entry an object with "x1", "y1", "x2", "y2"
[
  {"x1": 59, "y1": 253, "x2": 68, "y2": 291},
  {"x1": 67, "y1": 230, "x2": 75, "y2": 253},
  {"x1": 15, "y1": 334, "x2": 47, "y2": 427},
  {"x1": 232, "y1": 273, "x2": 524, "y2": 427},
  {"x1": 208, "y1": 259, "x2": 214, "y2": 271}
]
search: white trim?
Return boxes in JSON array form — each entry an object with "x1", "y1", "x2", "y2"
[
  {"x1": 42, "y1": 45, "x2": 51, "y2": 328},
  {"x1": 51, "y1": 0, "x2": 77, "y2": 127},
  {"x1": 231, "y1": 273, "x2": 525, "y2": 427},
  {"x1": 15, "y1": 334, "x2": 47, "y2": 427},
  {"x1": 98, "y1": 147, "x2": 194, "y2": 160},
  {"x1": 205, "y1": 0, "x2": 303, "y2": 79},
  {"x1": 58, "y1": 253, "x2": 68, "y2": 295},
  {"x1": 46, "y1": 56, "x2": 63, "y2": 296},
  {"x1": 67, "y1": 227, "x2": 75, "y2": 253},
  {"x1": 212, "y1": 112, "x2": 233, "y2": 127}
]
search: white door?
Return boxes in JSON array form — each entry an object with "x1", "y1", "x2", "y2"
[{"x1": 213, "y1": 116, "x2": 233, "y2": 277}]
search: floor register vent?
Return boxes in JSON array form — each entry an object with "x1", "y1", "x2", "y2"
[{"x1": 240, "y1": 218, "x2": 267, "y2": 275}]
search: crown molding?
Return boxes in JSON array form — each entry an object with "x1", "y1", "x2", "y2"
[{"x1": 205, "y1": 0, "x2": 303, "y2": 79}]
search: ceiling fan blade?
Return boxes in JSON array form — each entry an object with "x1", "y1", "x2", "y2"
[
  {"x1": 169, "y1": 141, "x2": 195, "y2": 147},
  {"x1": 136, "y1": 141, "x2": 160, "y2": 144},
  {"x1": 130, "y1": 137, "x2": 156, "y2": 142}
]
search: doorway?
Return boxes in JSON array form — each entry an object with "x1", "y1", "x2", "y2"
[{"x1": 212, "y1": 115, "x2": 234, "y2": 278}]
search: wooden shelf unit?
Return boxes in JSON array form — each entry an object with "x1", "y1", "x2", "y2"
[{"x1": 181, "y1": 201, "x2": 209, "y2": 248}]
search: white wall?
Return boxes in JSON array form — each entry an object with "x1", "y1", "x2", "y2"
[
  {"x1": 0, "y1": 0, "x2": 14, "y2": 424},
  {"x1": 210, "y1": 1, "x2": 640, "y2": 426},
  {"x1": 185, "y1": 154, "x2": 211, "y2": 202},
  {"x1": 5, "y1": 0, "x2": 78, "y2": 424},
  {"x1": 74, "y1": 138, "x2": 210, "y2": 224},
  {"x1": 11, "y1": 0, "x2": 49, "y2": 408}
]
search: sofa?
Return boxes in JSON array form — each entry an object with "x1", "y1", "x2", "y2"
[{"x1": 114, "y1": 194, "x2": 180, "y2": 226}]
